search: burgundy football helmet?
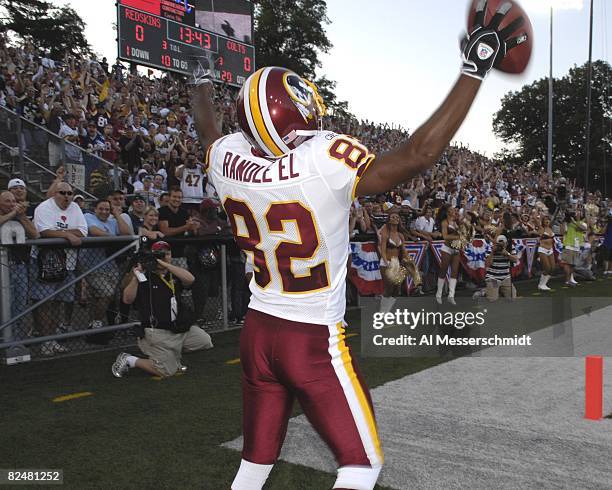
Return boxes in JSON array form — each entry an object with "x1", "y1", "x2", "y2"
[{"x1": 236, "y1": 67, "x2": 327, "y2": 157}]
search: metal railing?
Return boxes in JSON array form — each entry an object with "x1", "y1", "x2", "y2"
[
  {"x1": 0, "y1": 231, "x2": 242, "y2": 363},
  {"x1": 0, "y1": 104, "x2": 124, "y2": 195}
]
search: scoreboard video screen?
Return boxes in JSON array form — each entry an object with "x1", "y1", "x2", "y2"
[{"x1": 117, "y1": 0, "x2": 255, "y2": 87}]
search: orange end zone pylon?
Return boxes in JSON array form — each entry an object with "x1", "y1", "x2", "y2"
[{"x1": 585, "y1": 356, "x2": 603, "y2": 420}]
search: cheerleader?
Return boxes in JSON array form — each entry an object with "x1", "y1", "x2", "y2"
[
  {"x1": 435, "y1": 204, "x2": 462, "y2": 304},
  {"x1": 537, "y1": 216, "x2": 555, "y2": 291},
  {"x1": 379, "y1": 212, "x2": 408, "y2": 297}
]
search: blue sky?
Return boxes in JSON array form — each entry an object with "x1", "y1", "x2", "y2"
[{"x1": 68, "y1": 0, "x2": 610, "y2": 156}]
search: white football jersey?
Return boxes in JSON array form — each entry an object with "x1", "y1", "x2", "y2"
[
  {"x1": 206, "y1": 130, "x2": 374, "y2": 325},
  {"x1": 180, "y1": 165, "x2": 206, "y2": 203}
]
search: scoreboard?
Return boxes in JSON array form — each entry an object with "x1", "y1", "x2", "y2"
[{"x1": 117, "y1": 0, "x2": 255, "y2": 87}]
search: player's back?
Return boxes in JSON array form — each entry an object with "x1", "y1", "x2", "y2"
[{"x1": 206, "y1": 130, "x2": 374, "y2": 325}]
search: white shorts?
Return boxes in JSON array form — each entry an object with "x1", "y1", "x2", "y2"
[
  {"x1": 440, "y1": 244, "x2": 460, "y2": 256},
  {"x1": 538, "y1": 247, "x2": 554, "y2": 256}
]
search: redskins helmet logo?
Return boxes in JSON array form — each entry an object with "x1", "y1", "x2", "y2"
[
  {"x1": 283, "y1": 73, "x2": 312, "y2": 106},
  {"x1": 236, "y1": 67, "x2": 322, "y2": 158},
  {"x1": 283, "y1": 73, "x2": 314, "y2": 121}
]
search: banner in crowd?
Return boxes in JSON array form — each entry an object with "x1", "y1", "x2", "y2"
[
  {"x1": 65, "y1": 162, "x2": 85, "y2": 189},
  {"x1": 429, "y1": 239, "x2": 529, "y2": 281},
  {"x1": 523, "y1": 238, "x2": 539, "y2": 278},
  {"x1": 350, "y1": 236, "x2": 604, "y2": 295},
  {"x1": 459, "y1": 238, "x2": 491, "y2": 281},
  {"x1": 349, "y1": 242, "x2": 383, "y2": 295},
  {"x1": 429, "y1": 241, "x2": 451, "y2": 280},
  {"x1": 554, "y1": 237, "x2": 564, "y2": 257},
  {"x1": 511, "y1": 239, "x2": 526, "y2": 278},
  {"x1": 404, "y1": 241, "x2": 428, "y2": 292}
]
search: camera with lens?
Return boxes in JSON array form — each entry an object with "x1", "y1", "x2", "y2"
[{"x1": 130, "y1": 236, "x2": 166, "y2": 273}]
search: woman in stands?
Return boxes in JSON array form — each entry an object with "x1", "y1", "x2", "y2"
[
  {"x1": 537, "y1": 215, "x2": 555, "y2": 291},
  {"x1": 435, "y1": 204, "x2": 462, "y2": 304},
  {"x1": 139, "y1": 206, "x2": 164, "y2": 241}
]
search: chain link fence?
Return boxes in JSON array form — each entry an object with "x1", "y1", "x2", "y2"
[{"x1": 0, "y1": 234, "x2": 245, "y2": 363}]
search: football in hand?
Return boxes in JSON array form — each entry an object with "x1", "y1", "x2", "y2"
[{"x1": 468, "y1": 0, "x2": 533, "y2": 74}]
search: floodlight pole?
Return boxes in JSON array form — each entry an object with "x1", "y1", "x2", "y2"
[
  {"x1": 547, "y1": 6, "x2": 554, "y2": 178},
  {"x1": 584, "y1": 0, "x2": 594, "y2": 196}
]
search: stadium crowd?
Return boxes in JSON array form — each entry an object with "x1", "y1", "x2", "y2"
[{"x1": 0, "y1": 41, "x2": 611, "y2": 355}]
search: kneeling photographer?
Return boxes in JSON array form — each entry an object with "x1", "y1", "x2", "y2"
[
  {"x1": 112, "y1": 240, "x2": 213, "y2": 378},
  {"x1": 484, "y1": 235, "x2": 519, "y2": 302}
]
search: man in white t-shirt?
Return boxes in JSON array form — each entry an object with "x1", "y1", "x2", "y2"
[
  {"x1": 414, "y1": 207, "x2": 436, "y2": 240},
  {"x1": 412, "y1": 207, "x2": 438, "y2": 291},
  {"x1": 176, "y1": 153, "x2": 206, "y2": 206},
  {"x1": 32, "y1": 182, "x2": 88, "y2": 356}
]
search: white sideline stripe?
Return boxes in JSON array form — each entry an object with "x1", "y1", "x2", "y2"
[{"x1": 327, "y1": 323, "x2": 381, "y2": 467}]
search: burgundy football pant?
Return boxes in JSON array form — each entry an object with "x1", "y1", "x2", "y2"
[{"x1": 239, "y1": 308, "x2": 383, "y2": 468}]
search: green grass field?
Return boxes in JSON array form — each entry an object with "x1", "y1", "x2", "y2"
[{"x1": 1, "y1": 276, "x2": 610, "y2": 489}]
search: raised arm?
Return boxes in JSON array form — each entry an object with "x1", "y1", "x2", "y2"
[{"x1": 191, "y1": 81, "x2": 222, "y2": 150}]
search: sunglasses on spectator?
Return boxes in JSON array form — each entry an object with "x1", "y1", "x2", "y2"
[{"x1": 58, "y1": 191, "x2": 73, "y2": 196}]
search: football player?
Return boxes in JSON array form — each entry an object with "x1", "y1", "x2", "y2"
[{"x1": 192, "y1": 2, "x2": 527, "y2": 488}]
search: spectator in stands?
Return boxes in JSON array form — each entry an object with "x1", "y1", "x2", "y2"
[
  {"x1": 154, "y1": 121, "x2": 170, "y2": 154},
  {"x1": 127, "y1": 194, "x2": 146, "y2": 232},
  {"x1": 81, "y1": 120, "x2": 105, "y2": 157},
  {"x1": 351, "y1": 202, "x2": 373, "y2": 236},
  {"x1": 8, "y1": 178, "x2": 33, "y2": 218},
  {"x1": 101, "y1": 124, "x2": 120, "y2": 163},
  {"x1": 413, "y1": 207, "x2": 436, "y2": 241},
  {"x1": 0, "y1": 190, "x2": 38, "y2": 339},
  {"x1": 153, "y1": 173, "x2": 165, "y2": 192},
  {"x1": 108, "y1": 190, "x2": 133, "y2": 233},
  {"x1": 5, "y1": 178, "x2": 38, "y2": 340},
  {"x1": 83, "y1": 198, "x2": 131, "y2": 336},
  {"x1": 139, "y1": 205, "x2": 164, "y2": 240},
  {"x1": 119, "y1": 126, "x2": 143, "y2": 173},
  {"x1": 176, "y1": 153, "x2": 206, "y2": 208},
  {"x1": 483, "y1": 235, "x2": 518, "y2": 302},
  {"x1": 158, "y1": 187, "x2": 199, "y2": 241},
  {"x1": 112, "y1": 241, "x2": 213, "y2": 378},
  {"x1": 46, "y1": 104, "x2": 64, "y2": 167},
  {"x1": 158, "y1": 192, "x2": 170, "y2": 208},
  {"x1": 59, "y1": 114, "x2": 82, "y2": 163},
  {"x1": 73, "y1": 194, "x2": 87, "y2": 212},
  {"x1": 0, "y1": 189, "x2": 37, "y2": 234},
  {"x1": 560, "y1": 210, "x2": 588, "y2": 286},
  {"x1": 32, "y1": 182, "x2": 87, "y2": 355}
]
